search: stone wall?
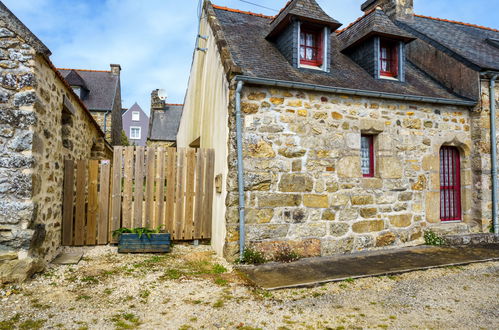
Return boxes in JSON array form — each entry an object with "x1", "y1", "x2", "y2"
[
  {"x1": 224, "y1": 86, "x2": 477, "y2": 259},
  {"x1": 0, "y1": 22, "x2": 109, "y2": 283}
]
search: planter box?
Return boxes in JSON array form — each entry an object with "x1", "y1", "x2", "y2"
[{"x1": 118, "y1": 233, "x2": 171, "y2": 253}]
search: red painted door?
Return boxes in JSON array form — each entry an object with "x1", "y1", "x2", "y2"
[{"x1": 440, "y1": 146, "x2": 461, "y2": 221}]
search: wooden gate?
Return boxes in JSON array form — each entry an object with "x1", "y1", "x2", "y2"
[{"x1": 62, "y1": 147, "x2": 215, "y2": 246}]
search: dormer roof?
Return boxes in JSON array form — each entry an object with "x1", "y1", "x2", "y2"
[
  {"x1": 338, "y1": 8, "x2": 415, "y2": 52},
  {"x1": 267, "y1": 0, "x2": 342, "y2": 39},
  {"x1": 64, "y1": 70, "x2": 88, "y2": 90}
]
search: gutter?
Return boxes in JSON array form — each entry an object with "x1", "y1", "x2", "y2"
[
  {"x1": 234, "y1": 76, "x2": 477, "y2": 107},
  {"x1": 489, "y1": 74, "x2": 499, "y2": 234},
  {"x1": 235, "y1": 81, "x2": 246, "y2": 258}
]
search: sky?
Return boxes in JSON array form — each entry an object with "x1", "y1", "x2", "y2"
[{"x1": 3, "y1": 0, "x2": 498, "y2": 115}]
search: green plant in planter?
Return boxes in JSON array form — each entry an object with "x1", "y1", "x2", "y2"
[
  {"x1": 424, "y1": 230, "x2": 446, "y2": 246},
  {"x1": 112, "y1": 226, "x2": 165, "y2": 239}
]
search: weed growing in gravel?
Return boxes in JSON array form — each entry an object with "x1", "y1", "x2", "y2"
[
  {"x1": 273, "y1": 246, "x2": 301, "y2": 263},
  {"x1": 214, "y1": 276, "x2": 228, "y2": 286},
  {"x1": 18, "y1": 319, "x2": 46, "y2": 330},
  {"x1": 80, "y1": 276, "x2": 99, "y2": 284},
  {"x1": 103, "y1": 288, "x2": 114, "y2": 295},
  {"x1": 76, "y1": 295, "x2": 91, "y2": 301},
  {"x1": 212, "y1": 264, "x2": 227, "y2": 274},
  {"x1": 111, "y1": 313, "x2": 141, "y2": 329},
  {"x1": 237, "y1": 248, "x2": 266, "y2": 265},
  {"x1": 0, "y1": 313, "x2": 20, "y2": 329},
  {"x1": 213, "y1": 299, "x2": 224, "y2": 308},
  {"x1": 139, "y1": 289, "x2": 150, "y2": 299}
]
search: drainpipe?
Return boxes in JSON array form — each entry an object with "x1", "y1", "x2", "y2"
[
  {"x1": 490, "y1": 74, "x2": 498, "y2": 234},
  {"x1": 235, "y1": 81, "x2": 246, "y2": 258},
  {"x1": 103, "y1": 111, "x2": 110, "y2": 136}
]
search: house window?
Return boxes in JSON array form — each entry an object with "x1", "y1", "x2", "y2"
[
  {"x1": 440, "y1": 146, "x2": 461, "y2": 221},
  {"x1": 132, "y1": 111, "x2": 140, "y2": 121},
  {"x1": 380, "y1": 39, "x2": 398, "y2": 78},
  {"x1": 361, "y1": 135, "x2": 375, "y2": 177},
  {"x1": 72, "y1": 86, "x2": 81, "y2": 98},
  {"x1": 300, "y1": 28, "x2": 323, "y2": 67},
  {"x1": 130, "y1": 127, "x2": 141, "y2": 140}
]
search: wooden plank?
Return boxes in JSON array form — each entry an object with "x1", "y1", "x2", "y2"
[
  {"x1": 202, "y1": 149, "x2": 215, "y2": 239},
  {"x1": 111, "y1": 147, "x2": 123, "y2": 243},
  {"x1": 74, "y1": 160, "x2": 87, "y2": 246},
  {"x1": 144, "y1": 148, "x2": 156, "y2": 228},
  {"x1": 86, "y1": 160, "x2": 99, "y2": 245},
  {"x1": 183, "y1": 149, "x2": 196, "y2": 240},
  {"x1": 193, "y1": 149, "x2": 205, "y2": 239},
  {"x1": 62, "y1": 159, "x2": 75, "y2": 246},
  {"x1": 165, "y1": 148, "x2": 176, "y2": 235},
  {"x1": 133, "y1": 147, "x2": 145, "y2": 228},
  {"x1": 154, "y1": 148, "x2": 166, "y2": 230},
  {"x1": 174, "y1": 148, "x2": 186, "y2": 240},
  {"x1": 122, "y1": 147, "x2": 134, "y2": 229},
  {"x1": 98, "y1": 161, "x2": 111, "y2": 245}
]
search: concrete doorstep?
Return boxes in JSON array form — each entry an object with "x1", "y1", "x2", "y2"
[{"x1": 239, "y1": 244, "x2": 499, "y2": 290}]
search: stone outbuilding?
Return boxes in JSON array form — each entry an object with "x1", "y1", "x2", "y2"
[
  {"x1": 0, "y1": 3, "x2": 112, "y2": 282},
  {"x1": 177, "y1": 0, "x2": 499, "y2": 259}
]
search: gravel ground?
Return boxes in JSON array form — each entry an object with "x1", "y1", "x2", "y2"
[{"x1": 0, "y1": 244, "x2": 498, "y2": 330}]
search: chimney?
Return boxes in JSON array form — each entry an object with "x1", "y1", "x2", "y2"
[
  {"x1": 110, "y1": 64, "x2": 121, "y2": 75},
  {"x1": 361, "y1": 0, "x2": 414, "y2": 20},
  {"x1": 151, "y1": 89, "x2": 166, "y2": 111}
]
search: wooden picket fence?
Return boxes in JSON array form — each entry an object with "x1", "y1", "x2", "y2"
[{"x1": 61, "y1": 147, "x2": 215, "y2": 246}]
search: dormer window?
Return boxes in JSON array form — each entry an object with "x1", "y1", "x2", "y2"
[
  {"x1": 72, "y1": 86, "x2": 82, "y2": 98},
  {"x1": 380, "y1": 39, "x2": 399, "y2": 78},
  {"x1": 300, "y1": 28, "x2": 323, "y2": 67}
]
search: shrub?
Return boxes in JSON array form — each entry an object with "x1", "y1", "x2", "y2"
[
  {"x1": 424, "y1": 230, "x2": 446, "y2": 246},
  {"x1": 237, "y1": 247, "x2": 266, "y2": 265}
]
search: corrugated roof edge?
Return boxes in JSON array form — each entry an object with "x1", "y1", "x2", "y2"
[{"x1": 415, "y1": 14, "x2": 499, "y2": 33}]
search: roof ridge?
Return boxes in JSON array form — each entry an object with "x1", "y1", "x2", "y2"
[
  {"x1": 211, "y1": 4, "x2": 273, "y2": 19},
  {"x1": 336, "y1": 8, "x2": 376, "y2": 35},
  {"x1": 57, "y1": 67, "x2": 112, "y2": 73},
  {"x1": 271, "y1": 0, "x2": 292, "y2": 23},
  {"x1": 415, "y1": 14, "x2": 499, "y2": 33}
]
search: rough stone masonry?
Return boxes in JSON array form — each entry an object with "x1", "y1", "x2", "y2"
[
  {"x1": 223, "y1": 85, "x2": 481, "y2": 259},
  {"x1": 0, "y1": 13, "x2": 110, "y2": 283}
]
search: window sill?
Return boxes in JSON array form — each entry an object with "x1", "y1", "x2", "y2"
[
  {"x1": 379, "y1": 75, "x2": 400, "y2": 81},
  {"x1": 299, "y1": 64, "x2": 325, "y2": 71}
]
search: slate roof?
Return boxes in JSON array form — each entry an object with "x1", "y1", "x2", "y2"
[
  {"x1": 338, "y1": 8, "x2": 415, "y2": 51},
  {"x1": 148, "y1": 104, "x2": 183, "y2": 142},
  {"x1": 64, "y1": 70, "x2": 88, "y2": 90},
  {"x1": 396, "y1": 15, "x2": 499, "y2": 71},
  {"x1": 211, "y1": 5, "x2": 468, "y2": 102},
  {"x1": 58, "y1": 69, "x2": 119, "y2": 111},
  {"x1": 268, "y1": 0, "x2": 342, "y2": 38}
]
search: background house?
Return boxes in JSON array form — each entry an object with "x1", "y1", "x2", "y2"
[
  {"x1": 147, "y1": 89, "x2": 183, "y2": 148},
  {"x1": 0, "y1": 2, "x2": 112, "y2": 283},
  {"x1": 58, "y1": 65, "x2": 123, "y2": 146},
  {"x1": 122, "y1": 102, "x2": 148, "y2": 146}
]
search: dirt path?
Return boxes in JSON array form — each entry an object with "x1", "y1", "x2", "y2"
[{"x1": 1, "y1": 245, "x2": 498, "y2": 329}]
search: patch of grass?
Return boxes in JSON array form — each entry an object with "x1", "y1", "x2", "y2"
[
  {"x1": 139, "y1": 289, "x2": 150, "y2": 299},
  {"x1": 0, "y1": 313, "x2": 21, "y2": 330},
  {"x1": 103, "y1": 288, "x2": 114, "y2": 295},
  {"x1": 214, "y1": 276, "x2": 228, "y2": 286},
  {"x1": 19, "y1": 319, "x2": 46, "y2": 330},
  {"x1": 339, "y1": 283, "x2": 348, "y2": 289},
  {"x1": 111, "y1": 313, "x2": 141, "y2": 329},
  {"x1": 80, "y1": 276, "x2": 99, "y2": 284},
  {"x1": 212, "y1": 264, "x2": 227, "y2": 274},
  {"x1": 76, "y1": 295, "x2": 91, "y2": 301},
  {"x1": 344, "y1": 278, "x2": 355, "y2": 283},
  {"x1": 213, "y1": 299, "x2": 224, "y2": 308}
]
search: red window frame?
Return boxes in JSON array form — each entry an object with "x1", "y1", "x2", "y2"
[
  {"x1": 440, "y1": 146, "x2": 462, "y2": 221},
  {"x1": 361, "y1": 135, "x2": 375, "y2": 177},
  {"x1": 300, "y1": 28, "x2": 323, "y2": 67},
  {"x1": 380, "y1": 39, "x2": 399, "y2": 77}
]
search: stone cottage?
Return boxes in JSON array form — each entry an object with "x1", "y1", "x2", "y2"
[
  {"x1": 0, "y1": 2, "x2": 112, "y2": 283},
  {"x1": 177, "y1": 0, "x2": 498, "y2": 259},
  {"x1": 122, "y1": 102, "x2": 148, "y2": 146},
  {"x1": 58, "y1": 64, "x2": 123, "y2": 145},
  {"x1": 148, "y1": 89, "x2": 183, "y2": 148}
]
